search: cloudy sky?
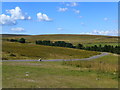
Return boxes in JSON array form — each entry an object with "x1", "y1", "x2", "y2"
[{"x1": 1, "y1": 2, "x2": 118, "y2": 36}]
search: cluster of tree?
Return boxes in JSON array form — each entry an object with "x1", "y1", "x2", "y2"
[
  {"x1": 36, "y1": 40, "x2": 120, "y2": 54},
  {"x1": 83, "y1": 45, "x2": 120, "y2": 54},
  {"x1": 36, "y1": 40, "x2": 75, "y2": 48},
  {"x1": 76, "y1": 44, "x2": 120, "y2": 54},
  {"x1": 7, "y1": 38, "x2": 26, "y2": 43},
  {"x1": 7, "y1": 38, "x2": 120, "y2": 54}
]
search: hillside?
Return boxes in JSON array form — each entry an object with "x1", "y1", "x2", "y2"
[
  {"x1": 1, "y1": 34, "x2": 29, "y2": 37},
  {"x1": 2, "y1": 34, "x2": 118, "y2": 46},
  {"x1": 2, "y1": 34, "x2": 118, "y2": 88},
  {"x1": 2, "y1": 41, "x2": 100, "y2": 60}
]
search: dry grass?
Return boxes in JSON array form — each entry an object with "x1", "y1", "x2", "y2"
[
  {"x1": 2, "y1": 41, "x2": 100, "y2": 60},
  {"x1": 63, "y1": 54, "x2": 118, "y2": 73},
  {"x1": 3, "y1": 34, "x2": 118, "y2": 45},
  {"x1": 2, "y1": 60, "x2": 118, "y2": 88}
]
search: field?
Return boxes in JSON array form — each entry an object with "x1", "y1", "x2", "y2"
[
  {"x1": 2, "y1": 41, "x2": 100, "y2": 60},
  {"x1": 2, "y1": 34, "x2": 119, "y2": 46},
  {"x1": 2, "y1": 34, "x2": 119, "y2": 88},
  {"x1": 2, "y1": 54, "x2": 118, "y2": 88}
]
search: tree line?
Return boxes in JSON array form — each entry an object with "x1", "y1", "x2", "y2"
[
  {"x1": 36, "y1": 40, "x2": 120, "y2": 54},
  {"x1": 7, "y1": 38, "x2": 120, "y2": 54},
  {"x1": 36, "y1": 40, "x2": 74, "y2": 48},
  {"x1": 76, "y1": 44, "x2": 120, "y2": 54},
  {"x1": 6, "y1": 38, "x2": 26, "y2": 43}
]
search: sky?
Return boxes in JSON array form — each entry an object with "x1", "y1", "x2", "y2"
[{"x1": 1, "y1": 2, "x2": 118, "y2": 36}]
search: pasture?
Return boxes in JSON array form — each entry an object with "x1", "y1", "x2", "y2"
[
  {"x1": 2, "y1": 34, "x2": 119, "y2": 88},
  {"x1": 2, "y1": 34, "x2": 118, "y2": 46},
  {"x1": 2, "y1": 41, "x2": 100, "y2": 60},
  {"x1": 2, "y1": 54, "x2": 118, "y2": 88}
]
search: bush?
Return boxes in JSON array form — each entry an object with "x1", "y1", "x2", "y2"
[
  {"x1": 9, "y1": 39, "x2": 18, "y2": 42},
  {"x1": 10, "y1": 54, "x2": 16, "y2": 57},
  {"x1": 18, "y1": 38, "x2": 26, "y2": 43}
]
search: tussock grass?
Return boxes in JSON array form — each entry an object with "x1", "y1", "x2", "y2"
[
  {"x1": 2, "y1": 60, "x2": 118, "y2": 88},
  {"x1": 2, "y1": 34, "x2": 119, "y2": 88},
  {"x1": 63, "y1": 54, "x2": 118, "y2": 73},
  {"x1": 2, "y1": 41, "x2": 100, "y2": 60}
]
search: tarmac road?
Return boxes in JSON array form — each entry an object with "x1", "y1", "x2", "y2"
[{"x1": 2, "y1": 52, "x2": 109, "y2": 62}]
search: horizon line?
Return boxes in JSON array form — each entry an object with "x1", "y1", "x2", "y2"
[{"x1": 1, "y1": 33, "x2": 119, "y2": 37}]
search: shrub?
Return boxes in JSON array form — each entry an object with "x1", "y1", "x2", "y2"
[
  {"x1": 9, "y1": 39, "x2": 18, "y2": 42},
  {"x1": 10, "y1": 54, "x2": 16, "y2": 57},
  {"x1": 18, "y1": 38, "x2": 26, "y2": 43}
]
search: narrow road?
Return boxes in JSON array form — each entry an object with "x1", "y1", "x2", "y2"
[{"x1": 2, "y1": 52, "x2": 109, "y2": 62}]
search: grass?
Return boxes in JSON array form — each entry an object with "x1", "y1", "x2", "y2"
[
  {"x1": 2, "y1": 41, "x2": 100, "y2": 60},
  {"x1": 2, "y1": 34, "x2": 119, "y2": 88},
  {"x1": 62, "y1": 54, "x2": 118, "y2": 74},
  {"x1": 2, "y1": 34, "x2": 119, "y2": 45},
  {"x1": 0, "y1": 62, "x2": 1, "y2": 89},
  {"x1": 2, "y1": 55, "x2": 118, "y2": 88}
]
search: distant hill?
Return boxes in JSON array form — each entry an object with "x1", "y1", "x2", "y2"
[
  {"x1": 2, "y1": 41, "x2": 100, "y2": 60},
  {"x1": 1, "y1": 34, "x2": 29, "y2": 37},
  {"x1": 2, "y1": 34, "x2": 119, "y2": 60},
  {"x1": 2, "y1": 34, "x2": 118, "y2": 46}
]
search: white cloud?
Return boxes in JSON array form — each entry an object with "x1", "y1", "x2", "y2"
[
  {"x1": 71, "y1": 2, "x2": 78, "y2": 7},
  {"x1": 104, "y1": 17, "x2": 108, "y2": 21},
  {"x1": 37, "y1": 12, "x2": 52, "y2": 21},
  {"x1": 57, "y1": 27, "x2": 63, "y2": 30},
  {"x1": 6, "y1": 7, "x2": 31, "y2": 20},
  {"x1": 0, "y1": 14, "x2": 16, "y2": 25},
  {"x1": 73, "y1": 9, "x2": 80, "y2": 14},
  {"x1": 92, "y1": 30, "x2": 118, "y2": 35},
  {"x1": 28, "y1": 16, "x2": 31, "y2": 20},
  {"x1": 80, "y1": 30, "x2": 118, "y2": 36},
  {"x1": 0, "y1": 7, "x2": 31, "y2": 25},
  {"x1": 80, "y1": 32, "x2": 92, "y2": 35},
  {"x1": 11, "y1": 27, "x2": 25, "y2": 32},
  {"x1": 58, "y1": 8, "x2": 68, "y2": 12},
  {"x1": 66, "y1": 2, "x2": 78, "y2": 7}
]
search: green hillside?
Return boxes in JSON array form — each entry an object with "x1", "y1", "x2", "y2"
[
  {"x1": 2, "y1": 41, "x2": 100, "y2": 60},
  {"x1": 2, "y1": 34, "x2": 118, "y2": 88},
  {"x1": 2, "y1": 34, "x2": 118, "y2": 46}
]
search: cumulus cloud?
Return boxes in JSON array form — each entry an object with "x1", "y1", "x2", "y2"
[
  {"x1": 11, "y1": 27, "x2": 25, "y2": 32},
  {"x1": 73, "y1": 9, "x2": 80, "y2": 14},
  {"x1": 58, "y1": 8, "x2": 68, "y2": 12},
  {"x1": 6, "y1": 7, "x2": 31, "y2": 20},
  {"x1": 37, "y1": 12, "x2": 52, "y2": 21},
  {"x1": 66, "y1": 2, "x2": 78, "y2": 7},
  {"x1": 0, "y1": 14, "x2": 16, "y2": 25},
  {"x1": 0, "y1": 7, "x2": 31, "y2": 25}
]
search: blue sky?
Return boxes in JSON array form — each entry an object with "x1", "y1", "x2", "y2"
[{"x1": 1, "y1": 2, "x2": 118, "y2": 36}]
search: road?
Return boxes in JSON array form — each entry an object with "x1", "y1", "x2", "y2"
[{"x1": 2, "y1": 52, "x2": 109, "y2": 62}]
